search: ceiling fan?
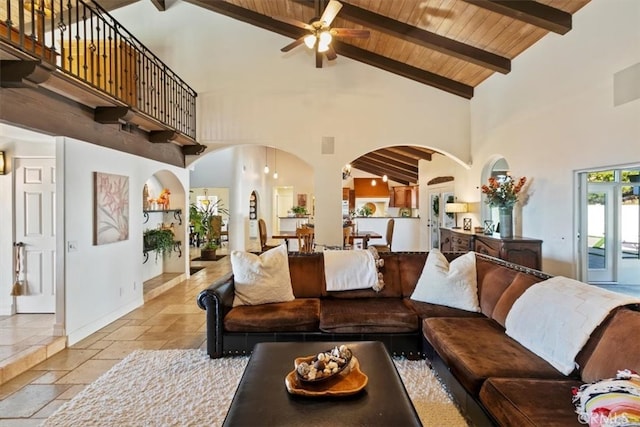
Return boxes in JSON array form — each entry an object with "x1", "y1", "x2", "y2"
[{"x1": 276, "y1": 0, "x2": 370, "y2": 68}]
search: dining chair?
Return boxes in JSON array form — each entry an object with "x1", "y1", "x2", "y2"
[
  {"x1": 258, "y1": 218, "x2": 278, "y2": 251},
  {"x1": 296, "y1": 226, "x2": 315, "y2": 253},
  {"x1": 343, "y1": 226, "x2": 352, "y2": 250},
  {"x1": 370, "y1": 218, "x2": 394, "y2": 252}
]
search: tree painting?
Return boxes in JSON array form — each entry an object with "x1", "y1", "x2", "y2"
[{"x1": 94, "y1": 172, "x2": 129, "y2": 245}]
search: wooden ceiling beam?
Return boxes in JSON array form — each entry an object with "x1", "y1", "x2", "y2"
[
  {"x1": 357, "y1": 158, "x2": 417, "y2": 180},
  {"x1": 463, "y1": 0, "x2": 572, "y2": 35},
  {"x1": 185, "y1": 0, "x2": 473, "y2": 99},
  {"x1": 360, "y1": 152, "x2": 419, "y2": 174},
  {"x1": 376, "y1": 148, "x2": 420, "y2": 166},
  {"x1": 339, "y1": 2, "x2": 510, "y2": 74},
  {"x1": 352, "y1": 159, "x2": 416, "y2": 184},
  {"x1": 391, "y1": 146, "x2": 434, "y2": 161},
  {"x1": 336, "y1": 41, "x2": 474, "y2": 98},
  {"x1": 183, "y1": 0, "x2": 302, "y2": 39},
  {"x1": 351, "y1": 161, "x2": 412, "y2": 185}
]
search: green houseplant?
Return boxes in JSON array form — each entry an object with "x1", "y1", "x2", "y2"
[
  {"x1": 291, "y1": 205, "x2": 307, "y2": 217},
  {"x1": 143, "y1": 228, "x2": 176, "y2": 260},
  {"x1": 190, "y1": 199, "x2": 229, "y2": 260}
]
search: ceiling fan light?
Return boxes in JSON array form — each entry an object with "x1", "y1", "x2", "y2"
[
  {"x1": 319, "y1": 31, "x2": 332, "y2": 45},
  {"x1": 318, "y1": 42, "x2": 330, "y2": 53},
  {"x1": 304, "y1": 34, "x2": 316, "y2": 49}
]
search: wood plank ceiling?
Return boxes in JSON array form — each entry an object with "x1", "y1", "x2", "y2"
[{"x1": 172, "y1": 0, "x2": 589, "y2": 183}]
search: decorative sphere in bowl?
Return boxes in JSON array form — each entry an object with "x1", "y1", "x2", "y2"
[{"x1": 295, "y1": 345, "x2": 353, "y2": 383}]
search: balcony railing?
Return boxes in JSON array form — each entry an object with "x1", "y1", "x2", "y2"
[{"x1": 1, "y1": 0, "x2": 196, "y2": 140}]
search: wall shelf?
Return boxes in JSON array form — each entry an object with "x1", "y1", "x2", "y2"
[{"x1": 143, "y1": 208, "x2": 182, "y2": 225}]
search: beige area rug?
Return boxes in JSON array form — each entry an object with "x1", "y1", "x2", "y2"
[{"x1": 43, "y1": 349, "x2": 469, "y2": 427}]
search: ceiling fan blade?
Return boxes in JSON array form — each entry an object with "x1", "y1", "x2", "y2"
[
  {"x1": 325, "y1": 45, "x2": 337, "y2": 61},
  {"x1": 315, "y1": 48, "x2": 323, "y2": 68},
  {"x1": 273, "y1": 15, "x2": 313, "y2": 31},
  {"x1": 331, "y1": 28, "x2": 370, "y2": 38},
  {"x1": 320, "y1": 0, "x2": 342, "y2": 26},
  {"x1": 281, "y1": 37, "x2": 305, "y2": 53}
]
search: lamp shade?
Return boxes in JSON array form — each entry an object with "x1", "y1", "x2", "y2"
[{"x1": 445, "y1": 202, "x2": 468, "y2": 213}]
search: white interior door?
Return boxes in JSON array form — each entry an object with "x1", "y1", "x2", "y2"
[{"x1": 14, "y1": 157, "x2": 56, "y2": 313}]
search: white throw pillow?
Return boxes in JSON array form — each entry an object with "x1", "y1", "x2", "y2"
[
  {"x1": 410, "y1": 250, "x2": 480, "y2": 312},
  {"x1": 231, "y1": 244, "x2": 294, "y2": 307}
]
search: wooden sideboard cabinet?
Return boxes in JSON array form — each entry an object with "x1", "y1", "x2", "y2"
[{"x1": 440, "y1": 228, "x2": 542, "y2": 270}]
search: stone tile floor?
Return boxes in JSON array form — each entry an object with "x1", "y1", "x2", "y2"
[{"x1": 0, "y1": 249, "x2": 232, "y2": 426}]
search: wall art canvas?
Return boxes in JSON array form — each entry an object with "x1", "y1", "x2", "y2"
[{"x1": 94, "y1": 172, "x2": 129, "y2": 245}]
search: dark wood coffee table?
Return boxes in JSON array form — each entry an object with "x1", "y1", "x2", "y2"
[{"x1": 223, "y1": 341, "x2": 421, "y2": 426}]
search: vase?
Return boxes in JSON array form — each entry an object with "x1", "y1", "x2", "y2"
[{"x1": 498, "y1": 207, "x2": 513, "y2": 238}]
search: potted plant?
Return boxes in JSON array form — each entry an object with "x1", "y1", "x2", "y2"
[
  {"x1": 291, "y1": 205, "x2": 307, "y2": 217},
  {"x1": 357, "y1": 205, "x2": 373, "y2": 217},
  {"x1": 190, "y1": 199, "x2": 229, "y2": 260},
  {"x1": 143, "y1": 228, "x2": 176, "y2": 260}
]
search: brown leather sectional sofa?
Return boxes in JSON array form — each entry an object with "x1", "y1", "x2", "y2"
[{"x1": 196, "y1": 251, "x2": 640, "y2": 426}]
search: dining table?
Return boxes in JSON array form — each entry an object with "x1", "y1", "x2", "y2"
[{"x1": 272, "y1": 230, "x2": 382, "y2": 250}]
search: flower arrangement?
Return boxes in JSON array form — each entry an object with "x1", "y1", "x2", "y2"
[
  {"x1": 481, "y1": 175, "x2": 527, "y2": 208},
  {"x1": 157, "y1": 188, "x2": 171, "y2": 209}
]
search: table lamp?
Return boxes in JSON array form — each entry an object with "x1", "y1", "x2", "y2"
[{"x1": 445, "y1": 202, "x2": 468, "y2": 229}]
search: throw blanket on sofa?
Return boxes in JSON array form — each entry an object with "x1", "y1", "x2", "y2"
[
  {"x1": 505, "y1": 276, "x2": 640, "y2": 375},
  {"x1": 323, "y1": 250, "x2": 378, "y2": 292}
]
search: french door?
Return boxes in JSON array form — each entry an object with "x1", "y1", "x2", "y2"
[{"x1": 579, "y1": 168, "x2": 640, "y2": 285}]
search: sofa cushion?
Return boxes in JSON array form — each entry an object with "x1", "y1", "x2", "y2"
[
  {"x1": 288, "y1": 253, "x2": 325, "y2": 298},
  {"x1": 231, "y1": 245, "x2": 294, "y2": 306},
  {"x1": 322, "y1": 253, "x2": 402, "y2": 298},
  {"x1": 404, "y1": 298, "x2": 485, "y2": 319},
  {"x1": 476, "y1": 257, "x2": 519, "y2": 318},
  {"x1": 320, "y1": 299, "x2": 419, "y2": 333},
  {"x1": 491, "y1": 272, "x2": 543, "y2": 327},
  {"x1": 410, "y1": 250, "x2": 480, "y2": 312},
  {"x1": 423, "y1": 317, "x2": 565, "y2": 395},
  {"x1": 224, "y1": 298, "x2": 320, "y2": 332},
  {"x1": 397, "y1": 252, "x2": 428, "y2": 297},
  {"x1": 580, "y1": 308, "x2": 640, "y2": 383},
  {"x1": 479, "y1": 377, "x2": 583, "y2": 426}
]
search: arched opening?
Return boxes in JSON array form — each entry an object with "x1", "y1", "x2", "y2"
[{"x1": 141, "y1": 170, "x2": 187, "y2": 298}]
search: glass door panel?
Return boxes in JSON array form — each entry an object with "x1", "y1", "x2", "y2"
[{"x1": 587, "y1": 185, "x2": 615, "y2": 282}]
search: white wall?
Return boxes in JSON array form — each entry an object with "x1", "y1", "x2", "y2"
[
  {"x1": 111, "y1": 0, "x2": 470, "y2": 248},
  {"x1": 59, "y1": 137, "x2": 189, "y2": 344},
  {"x1": 470, "y1": 0, "x2": 640, "y2": 276}
]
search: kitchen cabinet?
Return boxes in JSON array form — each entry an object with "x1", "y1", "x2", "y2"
[
  {"x1": 440, "y1": 228, "x2": 542, "y2": 270},
  {"x1": 342, "y1": 188, "x2": 355, "y2": 211},
  {"x1": 390, "y1": 186, "x2": 418, "y2": 208}
]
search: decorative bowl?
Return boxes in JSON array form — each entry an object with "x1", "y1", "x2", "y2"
[{"x1": 295, "y1": 345, "x2": 353, "y2": 384}]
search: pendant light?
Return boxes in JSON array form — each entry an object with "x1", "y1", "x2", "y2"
[
  {"x1": 264, "y1": 146, "x2": 269, "y2": 174},
  {"x1": 273, "y1": 148, "x2": 278, "y2": 179}
]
